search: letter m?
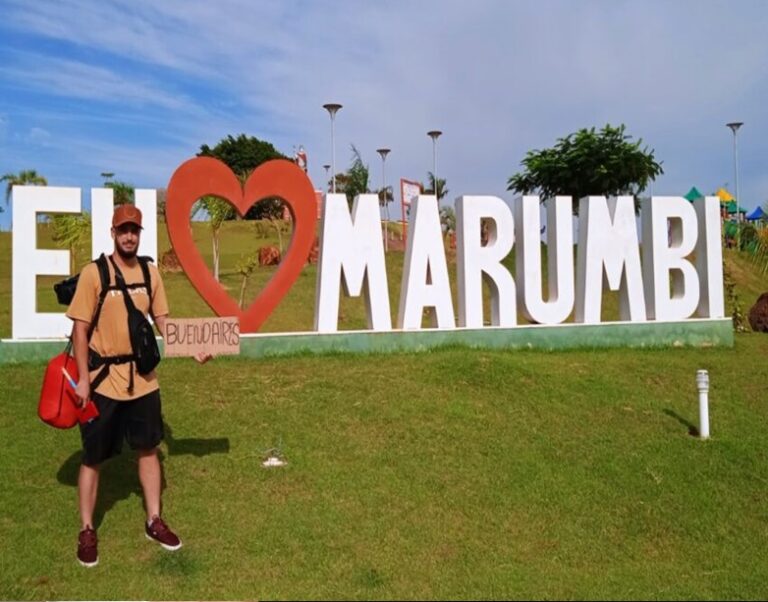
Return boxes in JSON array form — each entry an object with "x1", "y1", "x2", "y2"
[{"x1": 314, "y1": 194, "x2": 391, "y2": 332}]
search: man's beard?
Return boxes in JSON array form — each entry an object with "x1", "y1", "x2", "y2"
[{"x1": 115, "y1": 244, "x2": 138, "y2": 260}]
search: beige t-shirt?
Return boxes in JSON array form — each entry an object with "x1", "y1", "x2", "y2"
[{"x1": 66, "y1": 256, "x2": 169, "y2": 401}]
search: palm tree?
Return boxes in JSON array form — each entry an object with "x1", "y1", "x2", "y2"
[
  {"x1": 378, "y1": 186, "x2": 394, "y2": 209},
  {"x1": 337, "y1": 145, "x2": 370, "y2": 206},
  {"x1": 1, "y1": 170, "x2": 48, "y2": 203},
  {"x1": 424, "y1": 171, "x2": 448, "y2": 201}
]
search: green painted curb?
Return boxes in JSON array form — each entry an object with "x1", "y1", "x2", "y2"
[{"x1": 0, "y1": 319, "x2": 733, "y2": 364}]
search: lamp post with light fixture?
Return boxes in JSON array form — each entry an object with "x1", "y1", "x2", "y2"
[
  {"x1": 323, "y1": 103, "x2": 343, "y2": 193},
  {"x1": 377, "y1": 148, "x2": 391, "y2": 251},
  {"x1": 427, "y1": 130, "x2": 442, "y2": 200}
]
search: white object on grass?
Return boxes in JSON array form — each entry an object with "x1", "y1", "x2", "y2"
[{"x1": 696, "y1": 369, "x2": 710, "y2": 440}]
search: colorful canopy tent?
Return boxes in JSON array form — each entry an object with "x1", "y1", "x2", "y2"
[
  {"x1": 725, "y1": 200, "x2": 748, "y2": 215},
  {"x1": 684, "y1": 186, "x2": 704, "y2": 202},
  {"x1": 715, "y1": 187, "x2": 734, "y2": 203},
  {"x1": 746, "y1": 206, "x2": 767, "y2": 221}
]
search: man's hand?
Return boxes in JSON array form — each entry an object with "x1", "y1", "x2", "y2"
[
  {"x1": 74, "y1": 379, "x2": 90, "y2": 408},
  {"x1": 194, "y1": 351, "x2": 213, "y2": 364}
]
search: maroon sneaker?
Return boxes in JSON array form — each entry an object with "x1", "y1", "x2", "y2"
[
  {"x1": 145, "y1": 516, "x2": 182, "y2": 551},
  {"x1": 77, "y1": 527, "x2": 98, "y2": 567}
]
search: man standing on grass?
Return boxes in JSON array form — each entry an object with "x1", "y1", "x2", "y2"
[{"x1": 67, "y1": 204, "x2": 210, "y2": 567}]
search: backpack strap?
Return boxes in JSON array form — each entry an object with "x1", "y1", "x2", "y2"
[
  {"x1": 108, "y1": 256, "x2": 139, "y2": 393},
  {"x1": 91, "y1": 255, "x2": 156, "y2": 394},
  {"x1": 88, "y1": 349, "x2": 134, "y2": 391},
  {"x1": 137, "y1": 256, "x2": 154, "y2": 318},
  {"x1": 86, "y1": 254, "x2": 111, "y2": 343},
  {"x1": 108, "y1": 256, "x2": 136, "y2": 309}
]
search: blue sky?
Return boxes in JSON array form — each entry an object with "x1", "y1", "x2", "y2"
[{"x1": 1, "y1": 0, "x2": 766, "y2": 230}]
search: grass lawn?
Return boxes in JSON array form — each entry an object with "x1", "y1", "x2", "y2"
[
  {"x1": 0, "y1": 220, "x2": 767, "y2": 599},
  {"x1": 1, "y1": 340, "x2": 768, "y2": 599}
]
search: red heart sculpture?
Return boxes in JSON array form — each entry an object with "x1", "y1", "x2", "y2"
[{"x1": 165, "y1": 157, "x2": 316, "y2": 333}]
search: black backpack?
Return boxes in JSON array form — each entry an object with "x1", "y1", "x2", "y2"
[
  {"x1": 55, "y1": 253, "x2": 159, "y2": 393},
  {"x1": 55, "y1": 254, "x2": 111, "y2": 342}
]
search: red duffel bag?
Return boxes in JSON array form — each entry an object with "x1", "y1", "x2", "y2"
[{"x1": 38, "y1": 351, "x2": 81, "y2": 429}]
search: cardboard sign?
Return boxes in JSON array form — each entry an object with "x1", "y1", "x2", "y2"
[{"x1": 164, "y1": 317, "x2": 240, "y2": 357}]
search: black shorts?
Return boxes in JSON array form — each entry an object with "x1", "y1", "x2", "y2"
[{"x1": 80, "y1": 389, "x2": 165, "y2": 466}]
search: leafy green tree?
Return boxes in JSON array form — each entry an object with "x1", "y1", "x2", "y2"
[
  {"x1": 330, "y1": 172, "x2": 350, "y2": 196},
  {"x1": 51, "y1": 212, "x2": 91, "y2": 273},
  {"x1": 156, "y1": 188, "x2": 167, "y2": 222},
  {"x1": 106, "y1": 180, "x2": 135, "y2": 205},
  {"x1": 423, "y1": 172, "x2": 448, "y2": 201},
  {"x1": 193, "y1": 196, "x2": 235, "y2": 282},
  {"x1": 268, "y1": 215, "x2": 291, "y2": 254},
  {"x1": 196, "y1": 134, "x2": 288, "y2": 281},
  {"x1": 198, "y1": 134, "x2": 288, "y2": 220},
  {"x1": 235, "y1": 252, "x2": 259, "y2": 309},
  {"x1": 1, "y1": 169, "x2": 48, "y2": 203},
  {"x1": 507, "y1": 124, "x2": 663, "y2": 211},
  {"x1": 439, "y1": 206, "x2": 456, "y2": 234},
  {"x1": 751, "y1": 227, "x2": 768, "y2": 275}
]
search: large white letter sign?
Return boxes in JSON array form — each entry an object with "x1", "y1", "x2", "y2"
[
  {"x1": 12, "y1": 187, "x2": 80, "y2": 339},
  {"x1": 695, "y1": 196, "x2": 725, "y2": 318},
  {"x1": 91, "y1": 188, "x2": 158, "y2": 261},
  {"x1": 641, "y1": 196, "x2": 700, "y2": 321},
  {"x1": 575, "y1": 196, "x2": 646, "y2": 323},
  {"x1": 397, "y1": 195, "x2": 455, "y2": 329},
  {"x1": 514, "y1": 196, "x2": 575, "y2": 324},
  {"x1": 456, "y1": 195, "x2": 516, "y2": 328},
  {"x1": 315, "y1": 193, "x2": 391, "y2": 332}
]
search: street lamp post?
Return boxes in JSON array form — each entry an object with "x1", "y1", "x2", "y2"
[
  {"x1": 427, "y1": 130, "x2": 442, "y2": 200},
  {"x1": 323, "y1": 164, "x2": 331, "y2": 192},
  {"x1": 323, "y1": 103, "x2": 343, "y2": 193},
  {"x1": 377, "y1": 148, "x2": 391, "y2": 251},
  {"x1": 726, "y1": 121, "x2": 743, "y2": 222}
]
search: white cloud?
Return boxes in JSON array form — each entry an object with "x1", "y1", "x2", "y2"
[
  {"x1": 26, "y1": 126, "x2": 51, "y2": 145},
  {"x1": 1, "y1": 55, "x2": 200, "y2": 113}
]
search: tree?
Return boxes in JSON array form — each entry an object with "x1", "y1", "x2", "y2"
[
  {"x1": 235, "y1": 252, "x2": 259, "y2": 309},
  {"x1": 51, "y1": 213, "x2": 91, "y2": 273},
  {"x1": 439, "y1": 206, "x2": 456, "y2": 235},
  {"x1": 156, "y1": 188, "x2": 167, "y2": 222},
  {"x1": 105, "y1": 180, "x2": 134, "y2": 205},
  {"x1": 1, "y1": 169, "x2": 48, "y2": 203},
  {"x1": 423, "y1": 172, "x2": 448, "y2": 201},
  {"x1": 378, "y1": 186, "x2": 394, "y2": 218},
  {"x1": 507, "y1": 124, "x2": 663, "y2": 211},
  {"x1": 334, "y1": 145, "x2": 370, "y2": 207},
  {"x1": 336, "y1": 144, "x2": 370, "y2": 206},
  {"x1": 196, "y1": 134, "x2": 288, "y2": 281},
  {"x1": 193, "y1": 196, "x2": 235, "y2": 282},
  {"x1": 378, "y1": 185, "x2": 395, "y2": 248},
  {"x1": 198, "y1": 134, "x2": 288, "y2": 219},
  {"x1": 330, "y1": 172, "x2": 350, "y2": 195}
]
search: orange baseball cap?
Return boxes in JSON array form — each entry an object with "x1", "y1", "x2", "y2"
[{"x1": 112, "y1": 204, "x2": 143, "y2": 228}]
